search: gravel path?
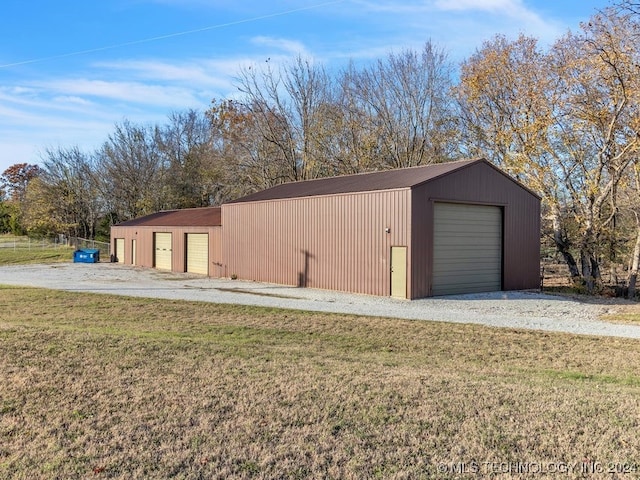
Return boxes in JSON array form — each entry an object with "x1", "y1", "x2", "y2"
[{"x1": 1, "y1": 262, "x2": 640, "y2": 339}]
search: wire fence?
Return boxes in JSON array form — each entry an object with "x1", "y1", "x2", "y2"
[
  {"x1": 0, "y1": 235, "x2": 68, "y2": 250},
  {"x1": 71, "y1": 237, "x2": 112, "y2": 258},
  {"x1": 0, "y1": 235, "x2": 111, "y2": 258}
]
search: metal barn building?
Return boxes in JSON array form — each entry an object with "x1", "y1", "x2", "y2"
[
  {"x1": 223, "y1": 158, "x2": 540, "y2": 298},
  {"x1": 110, "y1": 207, "x2": 223, "y2": 277},
  {"x1": 110, "y1": 158, "x2": 541, "y2": 298}
]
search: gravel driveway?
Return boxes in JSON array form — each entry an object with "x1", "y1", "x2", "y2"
[{"x1": 1, "y1": 262, "x2": 640, "y2": 339}]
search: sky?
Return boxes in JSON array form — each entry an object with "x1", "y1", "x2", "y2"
[{"x1": 0, "y1": 0, "x2": 611, "y2": 175}]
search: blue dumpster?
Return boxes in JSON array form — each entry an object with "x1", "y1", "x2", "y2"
[{"x1": 73, "y1": 249, "x2": 101, "y2": 263}]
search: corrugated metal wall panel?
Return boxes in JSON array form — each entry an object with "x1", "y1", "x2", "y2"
[
  {"x1": 210, "y1": 227, "x2": 224, "y2": 278},
  {"x1": 139, "y1": 230, "x2": 155, "y2": 267},
  {"x1": 503, "y1": 197, "x2": 541, "y2": 290},
  {"x1": 222, "y1": 189, "x2": 411, "y2": 297}
]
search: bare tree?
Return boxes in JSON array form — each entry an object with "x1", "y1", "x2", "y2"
[
  {"x1": 621, "y1": 162, "x2": 640, "y2": 297},
  {"x1": 22, "y1": 147, "x2": 101, "y2": 238},
  {"x1": 235, "y1": 56, "x2": 338, "y2": 182},
  {"x1": 96, "y1": 120, "x2": 167, "y2": 223},
  {"x1": 346, "y1": 41, "x2": 457, "y2": 169},
  {"x1": 456, "y1": 10, "x2": 640, "y2": 292},
  {"x1": 207, "y1": 99, "x2": 291, "y2": 199},
  {"x1": 157, "y1": 109, "x2": 217, "y2": 207},
  {"x1": 616, "y1": 0, "x2": 640, "y2": 14}
]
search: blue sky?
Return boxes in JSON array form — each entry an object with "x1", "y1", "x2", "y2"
[{"x1": 0, "y1": 0, "x2": 609, "y2": 174}]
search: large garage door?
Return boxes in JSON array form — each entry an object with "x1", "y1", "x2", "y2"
[
  {"x1": 115, "y1": 238, "x2": 125, "y2": 264},
  {"x1": 154, "y1": 232, "x2": 172, "y2": 271},
  {"x1": 186, "y1": 233, "x2": 208, "y2": 275},
  {"x1": 432, "y1": 203, "x2": 502, "y2": 296}
]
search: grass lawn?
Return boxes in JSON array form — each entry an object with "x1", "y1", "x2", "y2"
[
  {"x1": 2, "y1": 286, "x2": 640, "y2": 479},
  {"x1": 0, "y1": 246, "x2": 73, "y2": 265}
]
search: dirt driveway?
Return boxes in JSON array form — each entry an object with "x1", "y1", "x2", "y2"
[{"x1": 1, "y1": 262, "x2": 639, "y2": 339}]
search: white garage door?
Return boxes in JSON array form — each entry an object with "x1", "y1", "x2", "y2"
[
  {"x1": 186, "y1": 233, "x2": 209, "y2": 275},
  {"x1": 115, "y1": 238, "x2": 125, "y2": 264},
  {"x1": 154, "y1": 232, "x2": 172, "y2": 271},
  {"x1": 432, "y1": 203, "x2": 502, "y2": 296}
]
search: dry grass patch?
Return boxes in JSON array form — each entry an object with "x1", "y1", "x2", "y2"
[
  {"x1": 0, "y1": 246, "x2": 73, "y2": 265},
  {"x1": 2, "y1": 286, "x2": 640, "y2": 479},
  {"x1": 600, "y1": 303, "x2": 640, "y2": 325}
]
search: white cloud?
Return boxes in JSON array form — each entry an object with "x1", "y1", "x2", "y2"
[
  {"x1": 93, "y1": 59, "x2": 235, "y2": 91},
  {"x1": 0, "y1": 113, "x2": 113, "y2": 172},
  {"x1": 0, "y1": 74, "x2": 211, "y2": 172},
  {"x1": 51, "y1": 95, "x2": 93, "y2": 106},
  {"x1": 434, "y1": 0, "x2": 522, "y2": 12},
  {"x1": 35, "y1": 79, "x2": 202, "y2": 108},
  {"x1": 0, "y1": 89, "x2": 98, "y2": 126},
  {"x1": 6, "y1": 86, "x2": 39, "y2": 96},
  {"x1": 434, "y1": 0, "x2": 550, "y2": 29},
  {"x1": 251, "y1": 36, "x2": 310, "y2": 56},
  {"x1": 345, "y1": 0, "x2": 431, "y2": 14},
  {"x1": 334, "y1": 0, "x2": 568, "y2": 61}
]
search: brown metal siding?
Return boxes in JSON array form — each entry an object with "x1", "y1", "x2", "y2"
[
  {"x1": 411, "y1": 161, "x2": 540, "y2": 298},
  {"x1": 210, "y1": 227, "x2": 224, "y2": 278},
  {"x1": 222, "y1": 189, "x2": 412, "y2": 296},
  {"x1": 110, "y1": 225, "x2": 223, "y2": 277}
]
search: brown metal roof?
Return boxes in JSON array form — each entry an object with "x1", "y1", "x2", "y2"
[
  {"x1": 116, "y1": 206, "x2": 221, "y2": 227},
  {"x1": 227, "y1": 158, "x2": 487, "y2": 203}
]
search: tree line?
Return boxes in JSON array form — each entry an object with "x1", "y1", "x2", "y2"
[{"x1": 1, "y1": 2, "x2": 639, "y2": 296}]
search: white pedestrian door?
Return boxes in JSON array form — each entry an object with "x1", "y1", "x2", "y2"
[
  {"x1": 390, "y1": 246, "x2": 407, "y2": 299},
  {"x1": 115, "y1": 238, "x2": 125, "y2": 264}
]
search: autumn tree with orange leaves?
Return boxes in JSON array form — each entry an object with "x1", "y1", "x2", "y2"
[
  {"x1": 456, "y1": 7, "x2": 640, "y2": 295},
  {"x1": 0, "y1": 163, "x2": 40, "y2": 234}
]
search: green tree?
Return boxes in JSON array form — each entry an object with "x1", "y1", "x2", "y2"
[
  {"x1": 0, "y1": 200, "x2": 22, "y2": 234},
  {"x1": 21, "y1": 177, "x2": 65, "y2": 237}
]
